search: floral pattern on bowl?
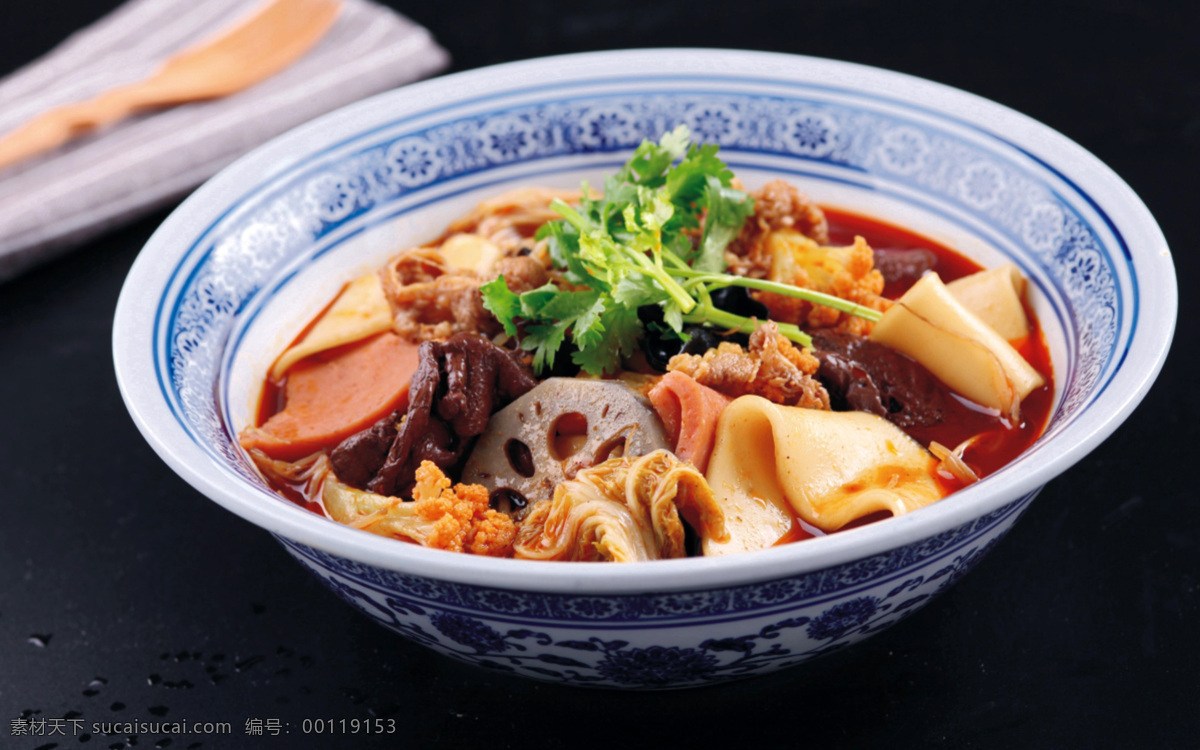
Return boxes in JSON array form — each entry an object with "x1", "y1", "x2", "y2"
[{"x1": 282, "y1": 491, "x2": 1033, "y2": 686}]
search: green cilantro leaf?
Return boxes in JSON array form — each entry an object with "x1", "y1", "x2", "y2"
[
  {"x1": 521, "y1": 320, "x2": 571, "y2": 372},
  {"x1": 486, "y1": 124, "x2": 881, "y2": 376},
  {"x1": 662, "y1": 300, "x2": 685, "y2": 334},
  {"x1": 517, "y1": 282, "x2": 561, "y2": 318},
  {"x1": 613, "y1": 274, "x2": 666, "y2": 308},
  {"x1": 479, "y1": 276, "x2": 521, "y2": 336},
  {"x1": 622, "y1": 124, "x2": 689, "y2": 186},
  {"x1": 696, "y1": 175, "x2": 755, "y2": 273},
  {"x1": 572, "y1": 304, "x2": 643, "y2": 375}
]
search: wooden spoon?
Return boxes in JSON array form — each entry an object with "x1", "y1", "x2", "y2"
[{"x1": 0, "y1": 0, "x2": 343, "y2": 171}]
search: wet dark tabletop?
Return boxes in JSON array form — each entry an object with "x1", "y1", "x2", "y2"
[{"x1": 2, "y1": 1, "x2": 1197, "y2": 748}]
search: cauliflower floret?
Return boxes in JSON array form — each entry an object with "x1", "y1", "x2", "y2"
[
  {"x1": 410, "y1": 462, "x2": 516, "y2": 556},
  {"x1": 323, "y1": 461, "x2": 516, "y2": 557}
]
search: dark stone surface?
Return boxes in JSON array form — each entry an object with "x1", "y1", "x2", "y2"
[{"x1": 1, "y1": 1, "x2": 1196, "y2": 747}]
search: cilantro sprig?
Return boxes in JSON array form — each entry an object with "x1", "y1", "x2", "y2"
[{"x1": 481, "y1": 125, "x2": 882, "y2": 375}]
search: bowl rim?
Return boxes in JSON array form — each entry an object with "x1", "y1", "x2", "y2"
[{"x1": 113, "y1": 48, "x2": 1177, "y2": 594}]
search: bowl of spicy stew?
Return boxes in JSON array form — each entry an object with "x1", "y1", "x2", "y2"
[{"x1": 114, "y1": 49, "x2": 1176, "y2": 688}]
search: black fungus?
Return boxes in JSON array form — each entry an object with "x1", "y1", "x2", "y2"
[
  {"x1": 637, "y1": 304, "x2": 665, "y2": 326},
  {"x1": 709, "y1": 285, "x2": 770, "y2": 319},
  {"x1": 680, "y1": 326, "x2": 727, "y2": 355},
  {"x1": 643, "y1": 329, "x2": 685, "y2": 371},
  {"x1": 489, "y1": 488, "x2": 529, "y2": 515},
  {"x1": 642, "y1": 321, "x2": 749, "y2": 372},
  {"x1": 544, "y1": 340, "x2": 581, "y2": 378}
]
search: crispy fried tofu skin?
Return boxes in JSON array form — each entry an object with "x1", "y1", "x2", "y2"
[
  {"x1": 513, "y1": 450, "x2": 728, "y2": 562},
  {"x1": 757, "y1": 230, "x2": 890, "y2": 336},
  {"x1": 724, "y1": 181, "x2": 888, "y2": 335},
  {"x1": 322, "y1": 461, "x2": 516, "y2": 557},
  {"x1": 382, "y1": 247, "x2": 496, "y2": 342},
  {"x1": 726, "y1": 179, "x2": 830, "y2": 277},
  {"x1": 383, "y1": 246, "x2": 549, "y2": 343},
  {"x1": 667, "y1": 322, "x2": 831, "y2": 410}
]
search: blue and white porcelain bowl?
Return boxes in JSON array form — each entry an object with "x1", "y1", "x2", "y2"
[{"x1": 113, "y1": 49, "x2": 1176, "y2": 688}]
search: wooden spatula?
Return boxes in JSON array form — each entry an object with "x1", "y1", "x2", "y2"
[{"x1": 0, "y1": 0, "x2": 342, "y2": 171}]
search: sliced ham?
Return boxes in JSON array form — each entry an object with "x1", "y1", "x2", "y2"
[
  {"x1": 241, "y1": 332, "x2": 419, "y2": 461},
  {"x1": 648, "y1": 371, "x2": 731, "y2": 473}
]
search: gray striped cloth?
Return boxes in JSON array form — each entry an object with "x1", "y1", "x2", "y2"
[{"x1": 0, "y1": 0, "x2": 449, "y2": 283}]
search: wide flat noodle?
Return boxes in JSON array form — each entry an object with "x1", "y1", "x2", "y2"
[
  {"x1": 270, "y1": 273, "x2": 393, "y2": 381},
  {"x1": 703, "y1": 396, "x2": 946, "y2": 555},
  {"x1": 946, "y1": 263, "x2": 1030, "y2": 341},
  {"x1": 869, "y1": 272, "x2": 1043, "y2": 417}
]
